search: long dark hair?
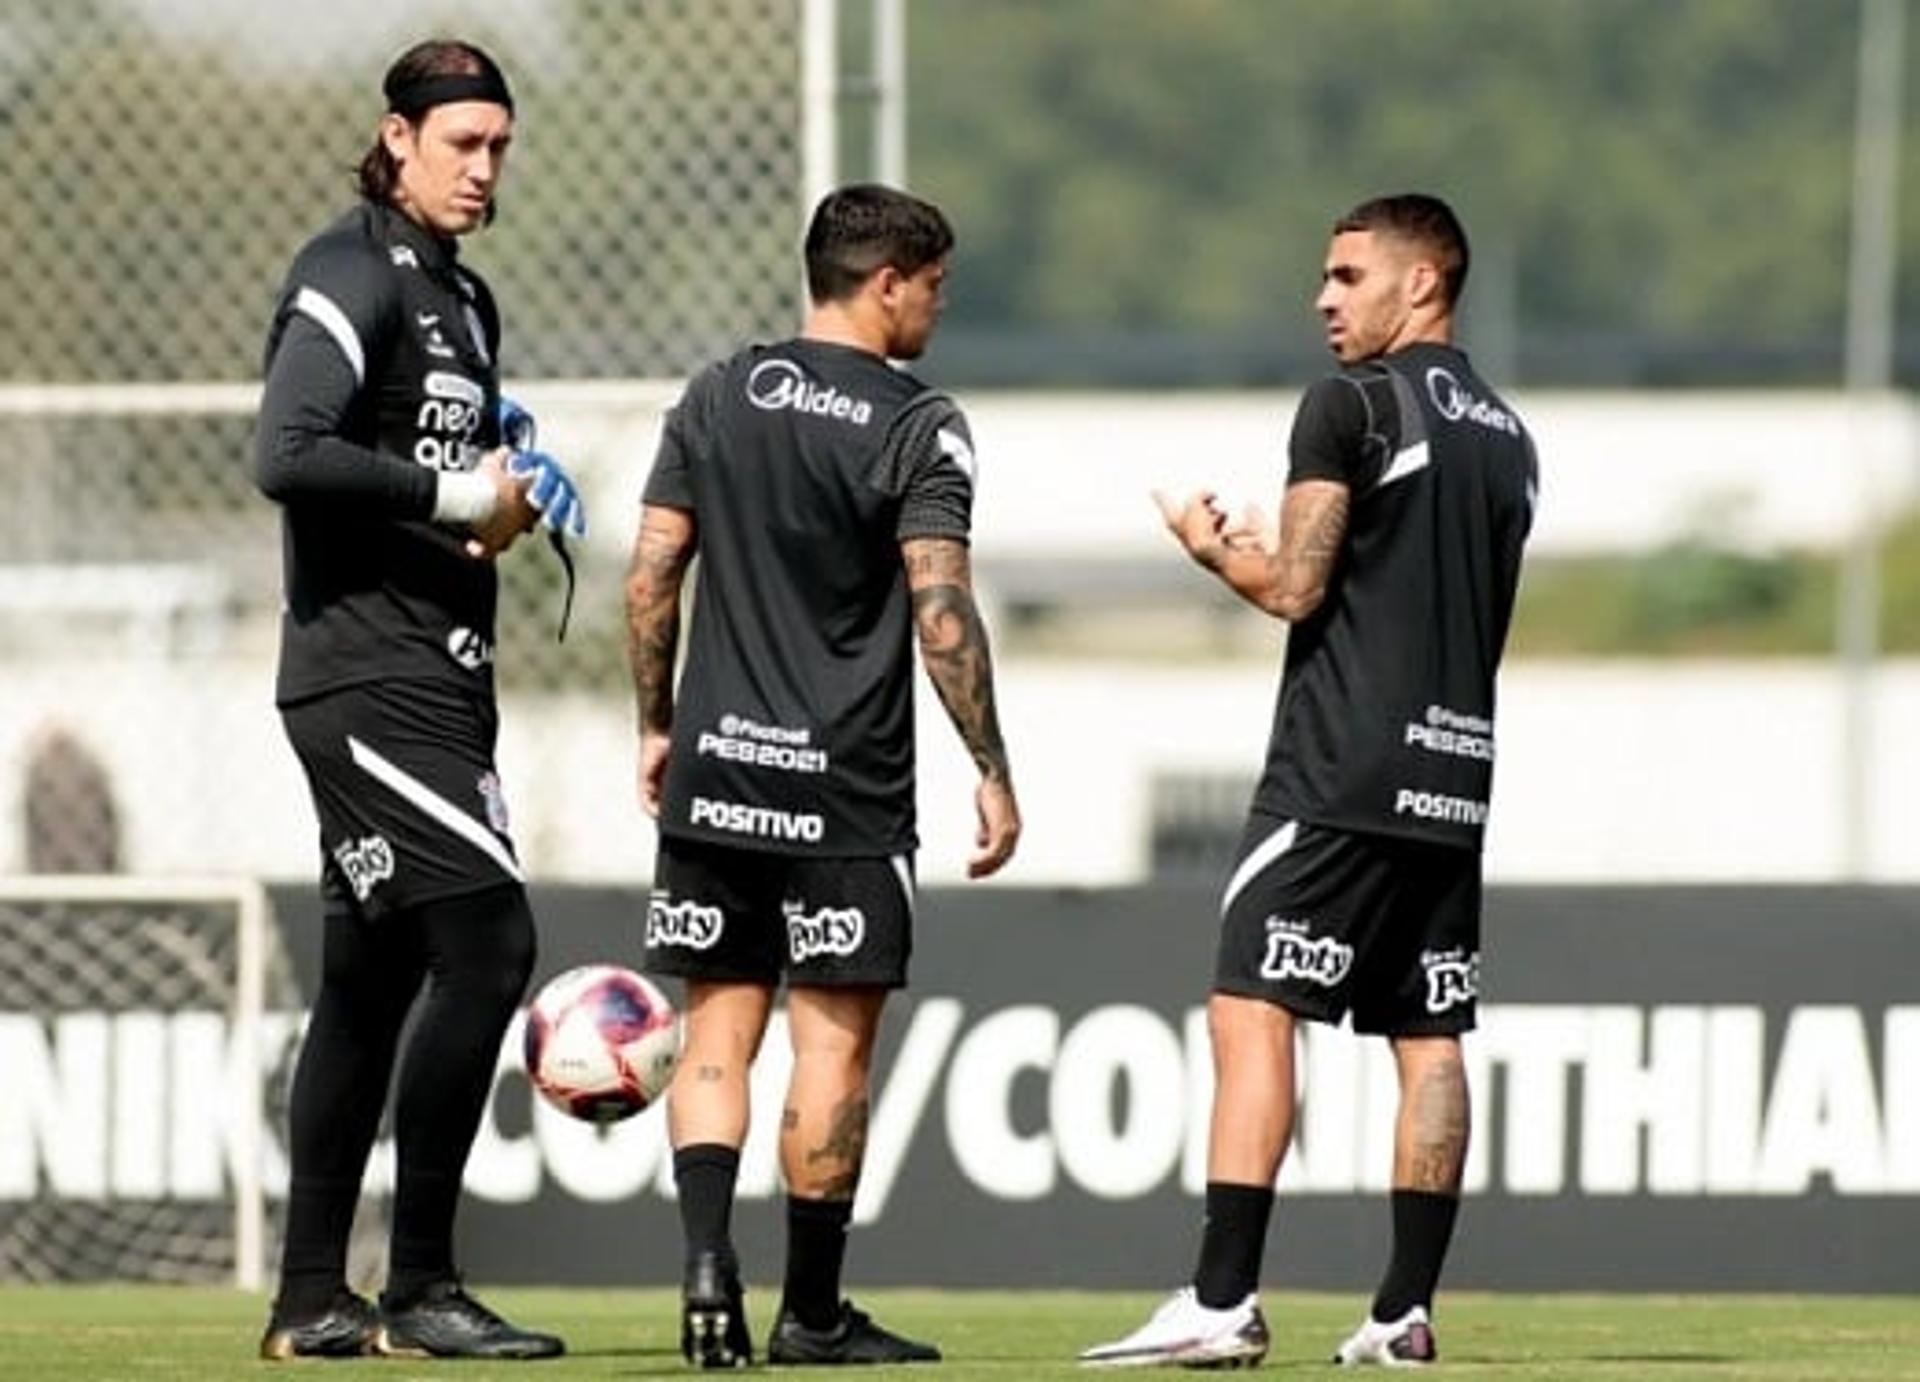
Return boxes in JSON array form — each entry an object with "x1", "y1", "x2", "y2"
[{"x1": 355, "y1": 39, "x2": 512, "y2": 220}]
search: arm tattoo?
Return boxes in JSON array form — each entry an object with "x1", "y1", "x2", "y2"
[
  {"x1": 624, "y1": 513, "x2": 695, "y2": 733},
  {"x1": 1262, "y1": 481, "x2": 1350, "y2": 616},
  {"x1": 1277, "y1": 484, "x2": 1349, "y2": 589},
  {"x1": 904, "y1": 541, "x2": 1011, "y2": 785}
]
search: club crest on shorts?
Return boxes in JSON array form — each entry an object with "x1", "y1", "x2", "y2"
[
  {"x1": 646, "y1": 892, "x2": 724, "y2": 950},
  {"x1": 784, "y1": 901, "x2": 866, "y2": 963},
  {"x1": 476, "y1": 772, "x2": 511, "y2": 834},
  {"x1": 332, "y1": 834, "x2": 394, "y2": 902},
  {"x1": 1258, "y1": 916, "x2": 1353, "y2": 988},
  {"x1": 1421, "y1": 948, "x2": 1480, "y2": 1013}
]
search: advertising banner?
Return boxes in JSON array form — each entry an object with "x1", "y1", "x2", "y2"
[
  {"x1": 4, "y1": 884, "x2": 1913, "y2": 1289},
  {"x1": 293, "y1": 885, "x2": 1920, "y2": 1291}
]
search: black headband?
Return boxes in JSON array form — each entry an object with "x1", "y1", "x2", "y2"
[{"x1": 387, "y1": 71, "x2": 514, "y2": 118}]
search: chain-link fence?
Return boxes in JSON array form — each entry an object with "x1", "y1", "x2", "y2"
[
  {"x1": 0, "y1": 0, "x2": 806, "y2": 382},
  {"x1": 0, "y1": 0, "x2": 814, "y2": 877}
]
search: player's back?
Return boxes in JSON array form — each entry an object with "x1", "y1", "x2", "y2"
[{"x1": 652, "y1": 338, "x2": 938, "y2": 855}]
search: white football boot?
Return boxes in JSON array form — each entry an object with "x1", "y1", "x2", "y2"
[
  {"x1": 1332, "y1": 1305, "x2": 1437, "y2": 1367},
  {"x1": 1079, "y1": 1286, "x2": 1269, "y2": 1369}
]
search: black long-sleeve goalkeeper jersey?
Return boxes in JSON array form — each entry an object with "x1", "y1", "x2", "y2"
[{"x1": 255, "y1": 200, "x2": 505, "y2": 706}]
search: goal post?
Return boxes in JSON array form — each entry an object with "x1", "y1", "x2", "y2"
[{"x1": 0, "y1": 875, "x2": 283, "y2": 1288}]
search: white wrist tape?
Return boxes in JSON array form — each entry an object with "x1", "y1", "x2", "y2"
[{"x1": 432, "y1": 470, "x2": 497, "y2": 524}]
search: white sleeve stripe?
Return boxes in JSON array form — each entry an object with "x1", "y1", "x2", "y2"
[
  {"x1": 346, "y1": 735, "x2": 525, "y2": 883},
  {"x1": 293, "y1": 286, "x2": 366, "y2": 385},
  {"x1": 1374, "y1": 440, "x2": 1431, "y2": 491},
  {"x1": 936, "y1": 427, "x2": 977, "y2": 483}
]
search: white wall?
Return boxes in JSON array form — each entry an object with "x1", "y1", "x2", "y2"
[
  {"x1": 525, "y1": 383, "x2": 1919, "y2": 568},
  {"x1": 4, "y1": 387, "x2": 1916, "y2": 887},
  {"x1": 952, "y1": 389, "x2": 1919, "y2": 560},
  {"x1": 3, "y1": 655, "x2": 1918, "y2": 886}
]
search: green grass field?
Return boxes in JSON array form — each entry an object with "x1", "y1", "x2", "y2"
[{"x1": 2, "y1": 1287, "x2": 1918, "y2": 1380}]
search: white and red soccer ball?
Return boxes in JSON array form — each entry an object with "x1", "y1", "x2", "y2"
[{"x1": 522, "y1": 965, "x2": 682, "y2": 1122}]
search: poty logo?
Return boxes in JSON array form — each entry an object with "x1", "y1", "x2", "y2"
[
  {"x1": 786, "y1": 904, "x2": 867, "y2": 963},
  {"x1": 746, "y1": 359, "x2": 874, "y2": 426},
  {"x1": 1422, "y1": 951, "x2": 1479, "y2": 1014},
  {"x1": 646, "y1": 895, "x2": 725, "y2": 950},
  {"x1": 1426, "y1": 367, "x2": 1519, "y2": 437},
  {"x1": 1258, "y1": 919, "x2": 1353, "y2": 988},
  {"x1": 332, "y1": 834, "x2": 394, "y2": 902}
]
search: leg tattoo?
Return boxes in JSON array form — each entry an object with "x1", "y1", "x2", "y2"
[{"x1": 803, "y1": 1094, "x2": 870, "y2": 1202}]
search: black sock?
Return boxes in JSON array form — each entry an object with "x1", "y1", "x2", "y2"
[
  {"x1": 1371, "y1": 1190, "x2": 1460, "y2": 1321},
  {"x1": 675, "y1": 1144, "x2": 743, "y2": 1262},
  {"x1": 1192, "y1": 1181, "x2": 1274, "y2": 1309},
  {"x1": 781, "y1": 1195, "x2": 853, "y2": 1330}
]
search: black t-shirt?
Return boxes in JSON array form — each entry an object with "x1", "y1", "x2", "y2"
[
  {"x1": 1254, "y1": 342, "x2": 1538, "y2": 850},
  {"x1": 643, "y1": 338, "x2": 976, "y2": 856},
  {"x1": 255, "y1": 201, "x2": 505, "y2": 705}
]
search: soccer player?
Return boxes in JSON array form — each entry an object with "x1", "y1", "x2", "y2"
[
  {"x1": 626, "y1": 183, "x2": 1020, "y2": 1368},
  {"x1": 1081, "y1": 194, "x2": 1536, "y2": 1369},
  {"x1": 253, "y1": 38, "x2": 582, "y2": 1361}
]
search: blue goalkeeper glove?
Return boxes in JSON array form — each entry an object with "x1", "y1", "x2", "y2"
[
  {"x1": 507, "y1": 449, "x2": 588, "y2": 541},
  {"x1": 498, "y1": 395, "x2": 538, "y2": 453},
  {"x1": 499, "y1": 401, "x2": 582, "y2": 642}
]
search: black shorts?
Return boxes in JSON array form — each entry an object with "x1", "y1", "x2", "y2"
[
  {"x1": 1213, "y1": 812, "x2": 1481, "y2": 1036},
  {"x1": 280, "y1": 680, "x2": 522, "y2": 921},
  {"x1": 644, "y1": 834, "x2": 915, "y2": 988}
]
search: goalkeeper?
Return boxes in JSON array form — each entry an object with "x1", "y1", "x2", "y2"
[{"x1": 251, "y1": 36, "x2": 579, "y2": 1363}]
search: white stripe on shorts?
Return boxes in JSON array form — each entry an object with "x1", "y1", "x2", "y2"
[
  {"x1": 1219, "y1": 819, "x2": 1298, "y2": 918},
  {"x1": 889, "y1": 854, "x2": 915, "y2": 920},
  {"x1": 346, "y1": 735, "x2": 525, "y2": 884}
]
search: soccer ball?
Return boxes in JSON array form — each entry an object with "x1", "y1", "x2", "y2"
[{"x1": 523, "y1": 964, "x2": 682, "y2": 1122}]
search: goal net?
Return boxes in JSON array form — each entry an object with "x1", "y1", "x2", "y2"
[{"x1": 0, "y1": 877, "x2": 292, "y2": 1287}]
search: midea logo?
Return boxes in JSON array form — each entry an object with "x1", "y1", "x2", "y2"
[
  {"x1": 746, "y1": 358, "x2": 874, "y2": 426},
  {"x1": 1424, "y1": 366, "x2": 1519, "y2": 437}
]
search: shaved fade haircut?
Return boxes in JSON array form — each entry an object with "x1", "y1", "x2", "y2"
[
  {"x1": 805, "y1": 184, "x2": 954, "y2": 304},
  {"x1": 1335, "y1": 193, "x2": 1470, "y2": 309}
]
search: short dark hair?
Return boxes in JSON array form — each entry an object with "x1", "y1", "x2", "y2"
[
  {"x1": 1334, "y1": 193, "x2": 1470, "y2": 308},
  {"x1": 804, "y1": 184, "x2": 954, "y2": 304},
  {"x1": 356, "y1": 39, "x2": 512, "y2": 220}
]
